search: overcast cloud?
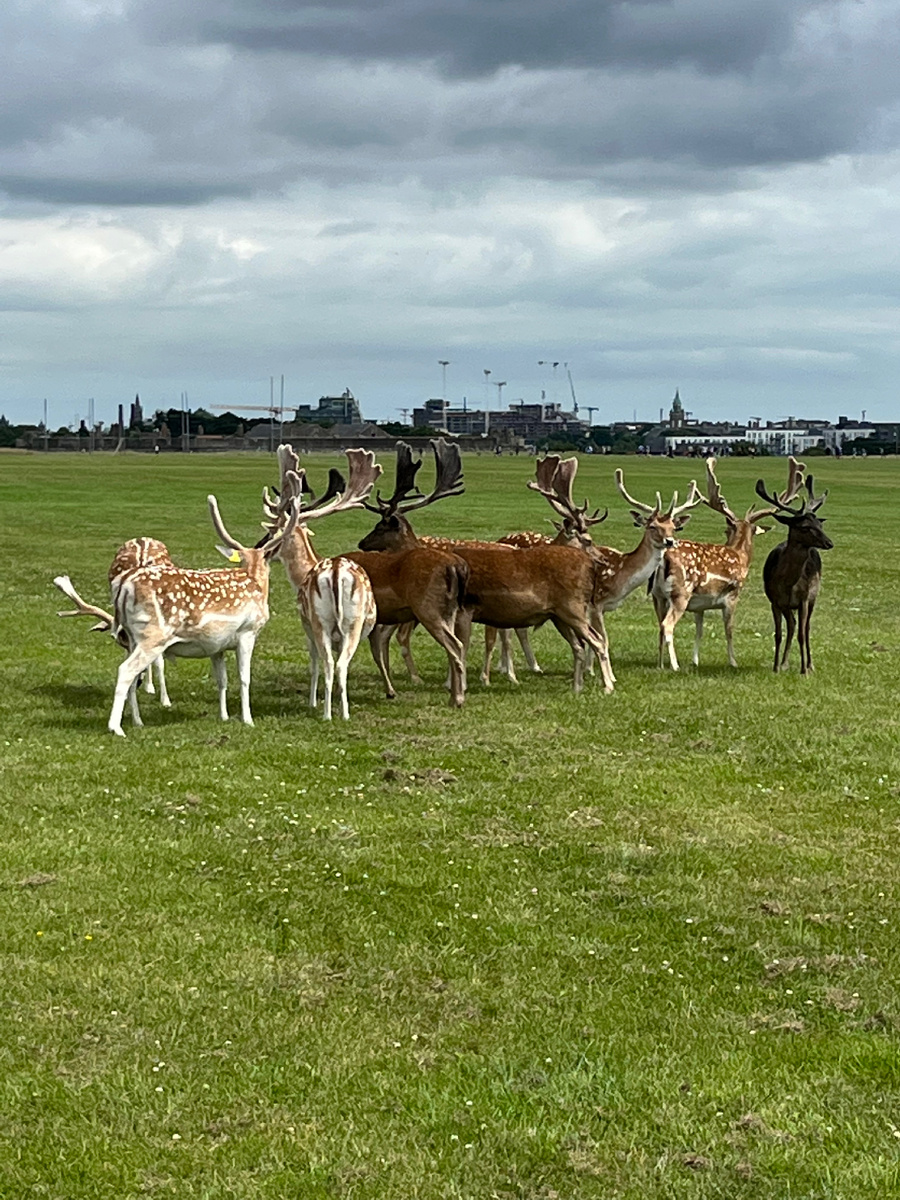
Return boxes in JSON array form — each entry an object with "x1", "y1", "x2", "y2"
[{"x1": 2, "y1": 0, "x2": 899, "y2": 427}]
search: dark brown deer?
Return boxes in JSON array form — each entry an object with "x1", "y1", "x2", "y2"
[
  {"x1": 342, "y1": 439, "x2": 471, "y2": 707},
  {"x1": 755, "y1": 469, "x2": 833, "y2": 674}
]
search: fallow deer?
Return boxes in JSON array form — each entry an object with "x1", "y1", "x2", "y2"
[
  {"x1": 650, "y1": 457, "x2": 805, "y2": 670},
  {"x1": 342, "y1": 440, "x2": 471, "y2": 707},
  {"x1": 519, "y1": 459, "x2": 702, "y2": 683},
  {"x1": 259, "y1": 444, "x2": 381, "y2": 720},
  {"x1": 358, "y1": 447, "x2": 617, "y2": 694},
  {"x1": 54, "y1": 536, "x2": 175, "y2": 719},
  {"x1": 756, "y1": 469, "x2": 833, "y2": 674},
  {"x1": 105, "y1": 494, "x2": 299, "y2": 735}
]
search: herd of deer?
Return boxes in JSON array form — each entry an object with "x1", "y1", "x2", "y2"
[{"x1": 53, "y1": 442, "x2": 833, "y2": 736}]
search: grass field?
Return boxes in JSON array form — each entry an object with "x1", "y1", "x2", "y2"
[{"x1": 2, "y1": 449, "x2": 899, "y2": 1199}]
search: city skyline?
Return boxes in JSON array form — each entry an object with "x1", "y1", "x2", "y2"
[{"x1": 2, "y1": 2, "x2": 900, "y2": 427}]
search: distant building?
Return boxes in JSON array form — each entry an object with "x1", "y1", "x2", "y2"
[
  {"x1": 129, "y1": 394, "x2": 144, "y2": 429},
  {"x1": 412, "y1": 398, "x2": 587, "y2": 442},
  {"x1": 294, "y1": 388, "x2": 362, "y2": 425}
]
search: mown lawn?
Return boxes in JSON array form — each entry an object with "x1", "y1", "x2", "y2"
[{"x1": 1, "y1": 448, "x2": 899, "y2": 1199}]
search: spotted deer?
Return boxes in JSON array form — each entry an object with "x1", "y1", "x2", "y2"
[
  {"x1": 757, "y1": 469, "x2": 833, "y2": 674},
  {"x1": 54, "y1": 537, "x2": 175, "y2": 719},
  {"x1": 650, "y1": 457, "x2": 805, "y2": 670},
  {"x1": 259, "y1": 444, "x2": 381, "y2": 720},
  {"x1": 105, "y1": 494, "x2": 299, "y2": 736}
]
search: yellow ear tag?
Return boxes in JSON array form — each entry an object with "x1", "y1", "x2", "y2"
[{"x1": 227, "y1": 550, "x2": 242, "y2": 564}]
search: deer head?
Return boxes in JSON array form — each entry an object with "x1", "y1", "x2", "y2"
[
  {"x1": 614, "y1": 469, "x2": 703, "y2": 548},
  {"x1": 358, "y1": 439, "x2": 465, "y2": 551},
  {"x1": 755, "y1": 467, "x2": 833, "y2": 550},
  {"x1": 527, "y1": 455, "x2": 608, "y2": 549}
]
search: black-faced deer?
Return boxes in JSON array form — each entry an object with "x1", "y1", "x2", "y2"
[
  {"x1": 756, "y1": 469, "x2": 833, "y2": 674},
  {"x1": 105, "y1": 495, "x2": 299, "y2": 735},
  {"x1": 343, "y1": 440, "x2": 471, "y2": 707},
  {"x1": 259, "y1": 444, "x2": 381, "y2": 720},
  {"x1": 650, "y1": 457, "x2": 805, "y2": 670}
]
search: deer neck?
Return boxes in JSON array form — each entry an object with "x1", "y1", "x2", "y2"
[
  {"x1": 725, "y1": 520, "x2": 755, "y2": 562},
  {"x1": 622, "y1": 526, "x2": 667, "y2": 585},
  {"x1": 278, "y1": 524, "x2": 320, "y2": 594}
]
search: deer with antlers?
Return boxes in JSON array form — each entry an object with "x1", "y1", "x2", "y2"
[
  {"x1": 340, "y1": 439, "x2": 471, "y2": 707},
  {"x1": 359, "y1": 446, "x2": 623, "y2": 694},
  {"x1": 54, "y1": 537, "x2": 176, "y2": 718},
  {"x1": 756, "y1": 467, "x2": 833, "y2": 674},
  {"x1": 102, "y1": 495, "x2": 299, "y2": 736},
  {"x1": 259, "y1": 444, "x2": 380, "y2": 720},
  {"x1": 650, "y1": 457, "x2": 806, "y2": 671},
  {"x1": 510, "y1": 458, "x2": 701, "y2": 684}
]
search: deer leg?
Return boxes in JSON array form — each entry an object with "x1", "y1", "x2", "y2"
[
  {"x1": 722, "y1": 599, "x2": 738, "y2": 668},
  {"x1": 302, "y1": 624, "x2": 320, "y2": 710},
  {"x1": 210, "y1": 652, "x2": 229, "y2": 721},
  {"x1": 109, "y1": 641, "x2": 167, "y2": 736},
  {"x1": 552, "y1": 621, "x2": 586, "y2": 692},
  {"x1": 592, "y1": 611, "x2": 616, "y2": 685},
  {"x1": 154, "y1": 658, "x2": 172, "y2": 707},
  {"x1": 798, "y1": 599, "x2": 812, "y2": 676},
  {"x1": 335, "y1": 634, "x2": 357, "y2": 721},
  {"x1": 396, "y1": 619, "x2": 423, "y2": 684},
  {"x1": 515, "y1": 628, "x2": 543, "y2": 675},
  {"x1": 321, "y1": 637, "x2": 336, "y2": 721},
  {"x1": 692, "y1": 611, "x2": 705, "y2": 668},
  {"x1": 803, "y1": 598, "x2": 816, "y2": 673},
  {"x1": 780, "y1": 610, "x2": 796, "y2": 672},
  {"x1": 771, "y1": 605, "x2": 783, "y2": 672},
  {"x1": 234, "y1": 632, "x2": 256, "y2": 724},
  {"x1": 369, "y1": 624, "x2": 396, "y2": 699},
  {"x1": 481, "y1": 627, "x2": 496, "y2": 685},
  {"x1": 498, "y1": 629, "x2": 520, "y2": 684}
]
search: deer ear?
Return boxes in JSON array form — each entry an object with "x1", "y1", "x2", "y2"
[
  {"x1": 216, "y1": 544, "x2": 242, "y2": 562},
  {"x1": 674, "y1": 513, "x2": 692, "y2": 530},
  {"x1": 773, "y1": 513, "x2": 792, "y2": 526},
  {"x1": 630, "y1": 510, "x2": 645, "y2": 527}
]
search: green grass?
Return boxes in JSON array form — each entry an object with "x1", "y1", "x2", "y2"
[{"x1": 2, "y1": 449, "x2": 899, "y2": 1198}]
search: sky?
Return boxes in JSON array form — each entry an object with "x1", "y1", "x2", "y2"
[{"x1": 2, "y1": 0, "x2": 900, "y2": 429}]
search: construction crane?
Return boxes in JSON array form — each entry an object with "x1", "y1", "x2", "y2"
[{"x1": 565, "y1": 364, "x2": 580, "y2": 416}]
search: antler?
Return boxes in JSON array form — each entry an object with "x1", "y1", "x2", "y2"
[
  {"x1": 804, "y1": 473, "x2": 828, "y2": 514},
  {"x1": 288, "y1": 449, "x2": 382, "y2": 521},
  {"x1": 702, "y1": 458, "x2": 739, "y2": 523},
  {"x1": 754, "y1": 456, "x2": 808, "y2": 514},
  {"x1": 263, "y1": 444, "x2": 382, "y2": 532},
  {"x1": 615, "y1": 469, "x2": 662, "y2": 516},
  {"x1": 371, "y1": 438, "x2": 464, "y2": 516},
  {"x1": 667, "y1": 480, "x2": 703, "y2": 520},
  {"x1": 211, "y1": 491, "x2": 300, "y2": 558},
  {"x1": 615, "y1": 469, "x2": 701, "y2": 521},
  {"x1": 528, "y1": 456, "x2": 608, "y2": 532},
  {"x1": 54, "y1": 574, "x2": 115, "y2": 632}
]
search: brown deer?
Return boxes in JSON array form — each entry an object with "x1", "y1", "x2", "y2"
[
  {"x1": 650, "y1": 456, "x2": 805, "y2": 670},
  {"x1": 756, "y1": 469, "x2": 833, "y2": 674},
  {"x1": 521, "y1": 460, "x2": 702, "y2": 683},
  {"x1": 258, "y1": 444, "x2": 381, "y2": 720},
  {"x1": 342, "y1": 440, "x2": 471, "y2": 707},
  {"x1": 358, "y1": 448, "x2": 618, "y2": 694},
  {"x1": 104, "y1": 494, "x2": 299, "y2": 735}
]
